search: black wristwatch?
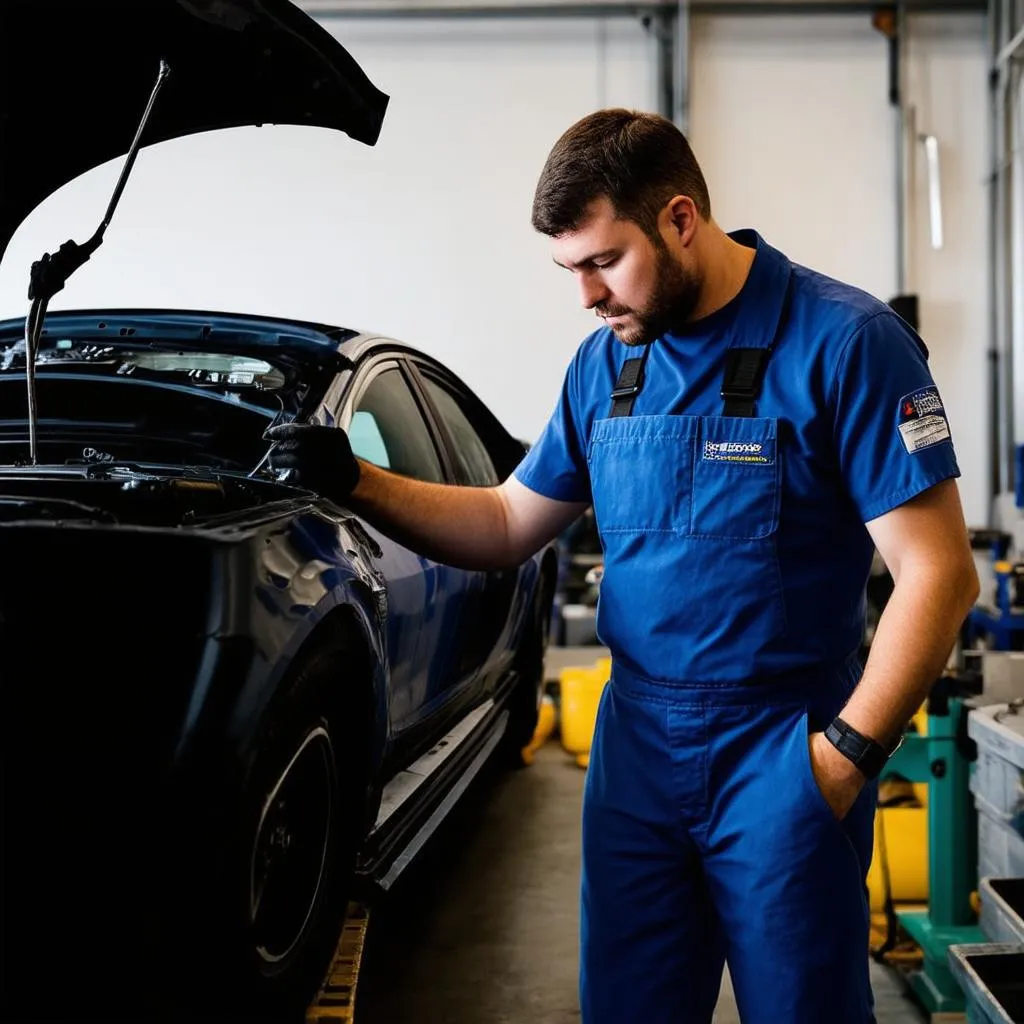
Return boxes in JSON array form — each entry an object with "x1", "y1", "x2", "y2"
[{"x1": 824, "y1": 717, "x2": 901, "y2": 780}]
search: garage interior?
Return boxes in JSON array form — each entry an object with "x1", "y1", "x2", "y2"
[{"x1": 1, "y1": 0, "x2": 1024, "y2": 1022}]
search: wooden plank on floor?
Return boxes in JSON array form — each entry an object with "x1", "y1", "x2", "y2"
[{"x1": 306, "y1": 902, "x2": 371, "y2": 1023}]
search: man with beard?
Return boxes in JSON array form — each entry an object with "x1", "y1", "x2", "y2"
[{"x1": 267, "y1": 109, "x2": 979, "y2": 1023}]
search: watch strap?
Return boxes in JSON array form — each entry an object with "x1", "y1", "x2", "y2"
[{"x1": 824, "y1": 717, "x2": 893, "y2": 780}]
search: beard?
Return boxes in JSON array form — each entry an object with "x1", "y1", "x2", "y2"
[{"x1": 597, "y1": 241, "x2": 703, "y2": 347}]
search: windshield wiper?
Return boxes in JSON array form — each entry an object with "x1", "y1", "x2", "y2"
[{"x1": 22, "y1": 60, "x2": 172, "y2": 466}]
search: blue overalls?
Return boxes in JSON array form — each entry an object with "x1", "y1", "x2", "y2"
[{"x1": 515, "y1": 230, "x2": 962, "y2": 1023}]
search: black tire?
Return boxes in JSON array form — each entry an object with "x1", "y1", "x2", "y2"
[
  {"x1": 194, "y1": 642, "x2": 365, "y2": 1021},
  {"x1": 499, "y1": 569, "x2": 554, "y2": 767}
]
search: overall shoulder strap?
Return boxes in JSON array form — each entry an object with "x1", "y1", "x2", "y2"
[
  {"x1": 721, "y1": 348, "x2": 772, "y2": 418},
  {"x1": 720, "y1": 264, "x2": 793, "y2": 418},
  {"x1": 609, "y1": 343, "x2": 652, "y2": 418}
]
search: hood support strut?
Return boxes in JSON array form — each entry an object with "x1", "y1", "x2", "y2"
[{"x1": 22, "y1": 60, "x2": 172, "y2": 465}]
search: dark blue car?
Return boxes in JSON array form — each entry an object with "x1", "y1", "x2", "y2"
[
  {"x1": 0, "y1": 309, "x2": 556, "y2": 1020},
  {"x1": 0, "y1": 2, "x2": 558, "y2": 1020}
]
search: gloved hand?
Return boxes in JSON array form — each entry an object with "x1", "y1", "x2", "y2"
[{"x1": 263, "y1": 422, "x2": 361, "y2": 504}]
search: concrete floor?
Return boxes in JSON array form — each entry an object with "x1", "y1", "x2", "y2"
[{"x1": 355, "y1": 739, "x2": 931, "y2": 1024}]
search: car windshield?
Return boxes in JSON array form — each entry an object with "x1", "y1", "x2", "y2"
[{"x1": 0, "y1": 338, "x2": 287, "y2": 394}]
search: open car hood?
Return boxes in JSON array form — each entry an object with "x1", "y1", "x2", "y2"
[{"x1": 0, "y1": 0, "x2": 389, "y2": 263}]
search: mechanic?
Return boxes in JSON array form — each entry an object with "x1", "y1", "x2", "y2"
[{"x1": 267, "y1": 109, "x2": 980, "y2": 1024}]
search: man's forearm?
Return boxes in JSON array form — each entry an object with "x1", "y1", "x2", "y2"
[
  {"x1": 345, "y1": 459, "x2": 517, "y2": 571},
  {"x1": 837, "y1": 562, "x2": 979, "y2": 748}
]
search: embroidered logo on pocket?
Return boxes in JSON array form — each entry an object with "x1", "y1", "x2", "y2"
[
  {"x1": 702, "y1": 440, "x2": 772, "y2": 464},
  {"x1": 897, "y1": 387, "x2": 951, "y2": 454}
]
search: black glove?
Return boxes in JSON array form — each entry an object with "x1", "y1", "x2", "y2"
[{"x1": 263, "y1": 422, "x2": 360, "y2": 504}]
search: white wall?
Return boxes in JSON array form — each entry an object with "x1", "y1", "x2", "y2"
[
  {"x1": 905, "y1": 13, "x2": 991, "y2": 527},
  {"x1": 0, "y1": 10, "x2": 990, "y2": 522},
  {"x1": 689, "y1": 14, "x2": 898, "y2": 295}
]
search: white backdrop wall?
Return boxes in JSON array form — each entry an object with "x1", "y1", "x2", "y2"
[{"x1": 0, "y1": 10, "x2": 990, "y2": 522}]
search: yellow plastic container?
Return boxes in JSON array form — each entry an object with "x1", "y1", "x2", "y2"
[
  {"x1": 865, "y1": 704, "x2": 931, "y2": 921},
  {"x1": 909, "y1": 704, "x2": 929, "y2": 807},
  {"x1": 866, "y1": 804, "x2": 929, "y2": 913},
  {"x1": 521, "y1": 694, "x2": 558, "y2": 766},
  {"x1": 559, "y1": 658, "x2": 611, "y2": 768}
]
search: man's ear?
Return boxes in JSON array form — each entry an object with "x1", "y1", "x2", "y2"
[{"x1": 662, "y1": 195, "x2": 699, "y2": 247}]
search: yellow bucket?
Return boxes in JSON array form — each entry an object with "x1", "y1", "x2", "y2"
[
  {"x1": 865, "y1": 704, "x2": 930, "y2": 922},
  {"x1": 866, "y1": 804, "x2": 929, "y2": 913},
  {"x1": 559, "y1": 658, "x2": 611, "y2": 767}
]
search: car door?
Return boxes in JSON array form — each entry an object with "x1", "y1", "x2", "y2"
[
  {"x1": 336, "y1": 356, "x2": 475, "y2": 738},
  {"x1": 405, "y1": 359, "x2": 524, "y2": 688}
]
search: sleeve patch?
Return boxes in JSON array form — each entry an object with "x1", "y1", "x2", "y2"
[{"x1": 897, "y1": 387, "x2": 951, "y2": 454}]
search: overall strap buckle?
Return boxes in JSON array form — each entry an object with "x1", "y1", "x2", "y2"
[
  {"x1": 609, "y1": 344, "x2": 652, "y2": 418},
  {"x1": 721, "y1": 347, "x2": 770, "y2": 418}
]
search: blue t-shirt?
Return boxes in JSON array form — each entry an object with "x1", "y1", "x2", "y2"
[{"x1": 515, "y1": 229, "x2": 960, "y2": 684}]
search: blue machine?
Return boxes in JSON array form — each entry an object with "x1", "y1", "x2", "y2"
[
  {"x1": 965, "y1": 559, "x2": 1024, "y2": 650},
  {"x1": 964, "y1": 445, "x2": 1024, "y2": 651}
]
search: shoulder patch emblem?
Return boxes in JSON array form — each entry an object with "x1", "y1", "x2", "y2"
[{"x1": 897, "y1": 386, "x2": 951, "y2": 454}]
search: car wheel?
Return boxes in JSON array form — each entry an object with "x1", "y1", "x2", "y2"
[
  {"x1": 207, "y1": 644, "x2": 364, "y2": 1020},
  {"x1": 499, "y1": 570, "x2": 554, "y2": 767},
  {"x1": 250, "y1": 723, "x2": 337, "y2": 976}
]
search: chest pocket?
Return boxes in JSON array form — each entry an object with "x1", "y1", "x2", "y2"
[
  {"x1": 692, "y1": 415, "x2": 779, "y2": 540},
  {"x1": 586, "y1": 413, "x2": 780, "y2": 542},
  {"x1": 587, "y1": 414, "x2": 696, "y2": 535}
]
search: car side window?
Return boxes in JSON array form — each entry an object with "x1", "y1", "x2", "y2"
[
  {"x1": 418, "y1": 373, "x2": 499, "y2": 487},
  {"x1": 348, "y1": 411, "x2": 391, "y2": 468},
  {"x1": 349, "y1": 367, "x2": 445, "y2": 483}
]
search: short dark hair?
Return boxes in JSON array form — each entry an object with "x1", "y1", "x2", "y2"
[{"x1": 531, "y1": 108, "x2": 712, "y2": 238}]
